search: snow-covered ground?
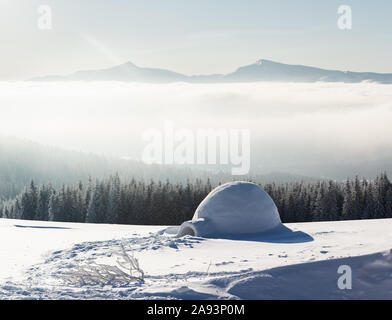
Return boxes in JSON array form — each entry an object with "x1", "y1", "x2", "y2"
[{"x1": 0, "y1": 218, "x2": 391, "y2": 299}]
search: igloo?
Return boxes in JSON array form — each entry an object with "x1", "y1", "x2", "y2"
[{"x1": 177, "y1": 181, "x2": 282, "y2": 238}]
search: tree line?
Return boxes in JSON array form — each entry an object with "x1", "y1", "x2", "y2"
[{"x1": 1, "y1": 173, "x2": 392, "y2": 224}]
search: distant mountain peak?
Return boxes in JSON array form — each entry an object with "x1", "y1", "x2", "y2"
[
  {"x1": 112, "y1": 61, "x2": 138, "y2": 70},
  {"x1": 254, "y1": 59, "x2": 280, "y2": 66},
  {"x1": 124, "y1": 61, "x2": 137, "y2": 67},
  {"x1": 30, "y1": 59, "x2": 392, "y2": 84}
]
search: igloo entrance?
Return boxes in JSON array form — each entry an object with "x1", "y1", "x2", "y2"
[{"x1": 177, "y1": 226, "x2": 196, "y2": 237}]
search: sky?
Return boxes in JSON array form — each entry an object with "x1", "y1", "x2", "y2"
[{"x1": 0, "y1": 0, "x2": 392, "y2": 80}]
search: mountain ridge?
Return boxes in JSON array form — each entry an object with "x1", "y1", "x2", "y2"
[{"x1": 30, "y1": 59, "x2": 392, "y2": 84}]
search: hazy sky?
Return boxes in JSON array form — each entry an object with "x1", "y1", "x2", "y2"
[{"x1": 1, "y1": 0, "x2": 391, "y2": 80}]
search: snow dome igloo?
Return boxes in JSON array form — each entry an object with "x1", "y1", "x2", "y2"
[{"x1": 177, "y1": 181, "x2": 282, "y2": 238}]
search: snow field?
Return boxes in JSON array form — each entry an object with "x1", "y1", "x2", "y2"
[{"x1": 0, "y1": 218, "x2": 391, "y2": 299}]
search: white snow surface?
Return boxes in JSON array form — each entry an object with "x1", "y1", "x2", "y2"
[
  {"x1": 0, "y1": 217, "x2": 391, "y2": 299},
  {"x1": 178, "y1": 182, "x2": 282, "y2": 237}
]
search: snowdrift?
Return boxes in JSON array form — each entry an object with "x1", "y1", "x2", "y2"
[{"x1": 177, "y1": 181, "x2": 282, "y2": 238}]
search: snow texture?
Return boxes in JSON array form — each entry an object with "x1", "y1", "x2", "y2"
[
  {"x1": 178, "y1": 182, "x2": 282, "y2": 237},
  {"x1": 0, "y1": 218, "x2": 392, "y2": 299}
]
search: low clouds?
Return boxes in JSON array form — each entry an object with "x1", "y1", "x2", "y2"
[{"x1": 1, "y1": 81, "x2": 391, "y2": 176}]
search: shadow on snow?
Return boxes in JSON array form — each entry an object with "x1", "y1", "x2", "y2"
[{"x1": 14, "y1": 224, "x2": 72, "y2": 230}]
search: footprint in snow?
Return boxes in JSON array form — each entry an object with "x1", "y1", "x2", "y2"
[{"x1": 215, "y1": 261, "x2": 234, "y2": 266}]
